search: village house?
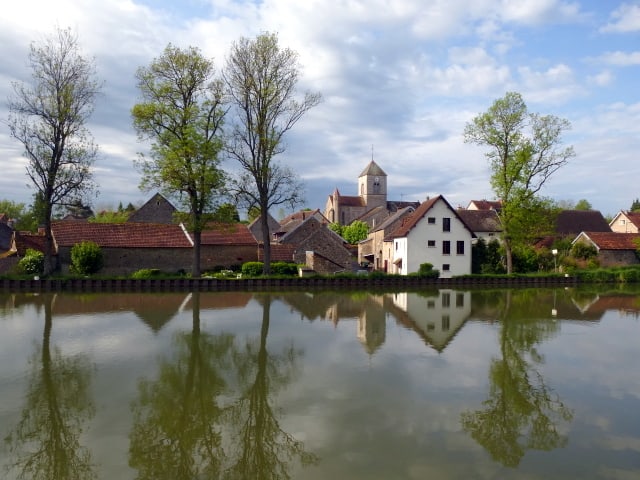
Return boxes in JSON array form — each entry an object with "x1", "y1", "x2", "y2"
[
  {"x1": 572, "y1": 231, "x2": 640, "y2": 267},
  {"x1": 609, "y1": 210, "x2": 640, "y2": 234},
  {"x1": 388, "y1": 195, "x2": 475, "y2": 278},
  {"x1": 456, "y1": 208, "x2": 502, "y2": 244},
  {"x1": 358, "y1": 206, "x2": 416, "y2": 271},
  {"x1": 127, "y1": 192, "x2": 177, "y2": 224}
]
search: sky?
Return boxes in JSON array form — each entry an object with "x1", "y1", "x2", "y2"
[{"x1": 0, "y1": 0, "x2": 639, "y2": 218}]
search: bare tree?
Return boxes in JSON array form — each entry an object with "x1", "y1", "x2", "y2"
[
  {"x1": 8, "y1": 28, "x2": 101, "y2": 275},
  {"x1": 224, "y1": 32, "x2": 321, "y2": 274}
]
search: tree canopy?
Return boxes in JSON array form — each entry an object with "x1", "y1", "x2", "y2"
[
  {"x1": 464, "y1": 92, "x2": 574, "y2": 273},
  {"x1": 224, "y1": 32, "x2": 321, "y2": 274}
]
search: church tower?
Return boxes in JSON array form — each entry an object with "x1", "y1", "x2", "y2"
[{"x1": 358, "y1": 160, "x2": 387, "y2": 210}]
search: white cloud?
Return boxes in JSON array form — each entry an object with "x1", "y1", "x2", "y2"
[
  {"x1": 596, "y1": 50, "x2": 640, "y2": 66},
  {"x1": 600, "y1": 2, "x2": 640, "y2": 33}
]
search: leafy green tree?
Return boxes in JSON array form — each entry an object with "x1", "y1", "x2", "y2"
[
  {"x1": 574, "y1": 198, "x2": 592, "y2": 210},
  {"x1": 18, "y1": 248, "x2": 45, "y2": 275},
  {"x1": 464, "y1": 92, "x2": 574, "y2": 273},
  {"x1": 342, "y1": 220, "x2": 369, "y2": 244},
  {"x1": 0, "y1": 200, "x2": 27, "y2": 221},
  {"x1": 630, "y1": 198, "x2": 640, "y2": 212},
  {"x1": 224, "y1": 32, "x2": 322, "y2": 274},
  {"x1": 89, "y1": 210, "x2": 129, "y2": 223},
  {"x1": 8, "y1": 28, "x2": 101, "y2": 275},
  {"x1": 132, "y1": 44, "x2": 227, "y2": 277},
  {"x1": 328, "y1": 222, "x2": 343, "y2": 237},
  {"x1": 70, "y1": 241, "x2": 103, "y2": 275}
]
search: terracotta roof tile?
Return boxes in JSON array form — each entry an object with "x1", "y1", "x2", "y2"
[
  {"x1": 456, "y1": 209, "x2": 502, "y2": 232},
  {"x1": 581, "y1": 232, "x2": 640, "y2": 250},
  {"x1": 199, "y1": 223, "x2": 258, "y2": 246},
  {"x1": 52, "y1": 222, "x2": 191, "y2": 248}
]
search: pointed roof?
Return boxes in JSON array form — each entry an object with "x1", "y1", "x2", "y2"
[
  {"x1": 575, "y1": 232, "x2": 640, "y2": 250},
  {"x1": 555, "y1": 210, "x2": 610, "y2": 235},
  {"x1": 359, "y1": 160, "x2": 387, "y2": 177},
  {"x1": 389, "y1": 195, "x2": 475, "y2": 239}
]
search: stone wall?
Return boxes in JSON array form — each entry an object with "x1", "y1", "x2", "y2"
[
  {"x1": 282, "y1": 218, "x2": 354, "y2": 269},
  {"x1": 598, "y1": 250, "x2": 639, "y2": 267}
]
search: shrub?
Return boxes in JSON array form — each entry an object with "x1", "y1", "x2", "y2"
[
  {"x1": 18, "y1": 249, "x2": 44, "y2": 275},
  {"x1": 416, "y1": 263, "x2": 439, "y2": 278},
  {"x1": 271, "y1": 262, "x2": 298, "y2": 276},
  {"x1": 131, "y1": 268, "x2": 161, "y2": 279},
  {"x1": 571, "y1": 242, "x2": 597, "y2": 260},
  {"x1": 241, "y1": 262, "x2": 264, "y2": 276},
  {"x1": 71, "y1": 241, "x2": 104, "y2": 275}
]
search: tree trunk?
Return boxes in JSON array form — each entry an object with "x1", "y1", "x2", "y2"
[
  {"x1": 260, "y1": 211, "x2": 271, "y2": 275},
  {"x1": 43, "y1": 203, "x2": 55, "y2": 277},
  {"x1": 192, "y1": 230, "x2": 201, "y2": 278},
  {"x1": 504, "y1": 237, "x2": 513, "y2": 274}
]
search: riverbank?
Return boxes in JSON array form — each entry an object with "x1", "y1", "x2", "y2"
[{"x1": 0, "y1": 275, "x2": 580, "y2": 293}]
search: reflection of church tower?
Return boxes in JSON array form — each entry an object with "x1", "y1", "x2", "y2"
[
  {"x1": 358, "y1": 160, "x2": 387, "y2": 210},
  {"x1": 357, "y1": 302, "x2": 386, "y2": 354}
]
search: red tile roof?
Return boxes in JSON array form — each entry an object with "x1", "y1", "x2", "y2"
[
  {"x1": 390, "y1": 195, "x2": 474, "y2": 239},
  {"x1": 14, "y1": 231, "x2": 47, "y2": 255},
  {"x1": 622, "y1": 211, "x2": 640, "y2": 228},
  {"x1": 338, "y1": 195, "x2": 366, "y2": 207},
  {"x1": 52, "y1": 222, "x2": 192, "y2": 248},
  {"x1": 199, "y1": 223, "x2": 258, "y2": 246},
  {"x1": 581, "y1": 232, "x2": 640, "y2": 250}
]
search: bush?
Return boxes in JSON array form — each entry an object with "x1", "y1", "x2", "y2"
[
  {"x1": 71, "y1": 241, "x2": 104, "y2": 275},
  {"x1": 271, "y1": 262, "x2": 298, "y2": 276},
  {"x1": 131, "y1": 268, "x2": 161, "y2": 279},
  {"x1": 18, "y1": 249, "x2": 44, "y2": 275},
  {"x1": 241, "y1": 262, "x2": 264, "y2": 276},
  {"x1": 416, "y1": 263, "x2": 440, "y2": 278},
  {"x1": 571, "y1": 242, "x2": 597, "y2": 260}
]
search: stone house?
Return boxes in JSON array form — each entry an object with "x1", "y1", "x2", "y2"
[
  {"x1": 127, "y1": 192, "x2": 177, "y2": 224},
  {"x1": 572, "y1": 231, "x2": 640, "y2": 267},
  {"x1": 456, "y1": 208, "x2": 502, "y2": 245},
  {"x1": 388, "y1": 195, "x2": 475, "y2": 278},
  {"x1": 358, "y1": 206, "x2": 416, "y2": 271}
]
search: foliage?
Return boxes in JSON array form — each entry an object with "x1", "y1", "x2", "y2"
[
  {"x1": 70, "y1": 241, "x2": 104, "y2": 275},
  {"x1": 574, "y1": 199, "x2": 592, "y2": 210},
  {"x1": 631, "y1": 198, "x2": 640, "y2": 212},
  {"x1": 464, "y1": 91, "x2": 574, "y2": 273},
  {"x1": 131, "y1": 268, "x2": 162, "y2": 279},
  {"x1": 341, "y1": 220, "x2": 369, "y2": 244},
  {"x1": 416, "y1": 263, "x2": 439, "y2": 278},
  {"x1": 270, "y1": 262, "x2": 299, "y2": 276},
  {"x1": 8, "y1": 28, "x2": 101, "y2": 275},
  {"x1": 90, "y1": 210, "x2": 130, "y2": 223},
  {"x1": 241, "y1": 262, "x2": 264, "y2": 276},
  {"x1": 132, "y1": 44, "x2": 227, "y2": 277},
  {"x1": 17, "y1": 249, "x2": 44, "y2": 275},
  {"x1": 328, "y1": 223, "x2": 343, "y2": 236},
  {"x1": 472, "y1": 238, "x2": 505, "y2": 274},
  {"x1": 571, "y1": 242, "x2": 597, "y2": 260},
  {"x1": 511, "y1": 244, "x2": 541, "y2": 273},
  {"x1": 225, "y1": 32, "x2": 321, "y2": 274},
  {"x1": 212, "y1": 203, "x2": 240, "y2": 223}
]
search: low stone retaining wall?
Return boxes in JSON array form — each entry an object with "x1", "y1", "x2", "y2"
[{"x1": 0, "y1": 275, "x2": 580, "y2": 293}]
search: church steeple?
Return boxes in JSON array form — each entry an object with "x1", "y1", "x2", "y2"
[{"x1": 358, "y1": 160, "x2": 387, "y2": 209}]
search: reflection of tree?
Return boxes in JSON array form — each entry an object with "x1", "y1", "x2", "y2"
[
  {"x1": 129, "y1": 292, "x2": 233, "y2": 479},
  {"x1": 461, "y1": 290, "x2": 573, "y2": 467},
  {"x1": 4, "y1": 294, "x2": 96, "y2": 480},
  {"x1": 223, "y1": 294, "x2": 318, "y2": 479}
]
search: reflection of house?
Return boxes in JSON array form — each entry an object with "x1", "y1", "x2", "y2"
[
  {"x1": 572, "y1": 231, "x2": 640, "y2": 267},
  {"x1": 389, "y1": 290, "x2": 472, "y2": 352},
  {"x1": 388, "y1": 195, "x2": 475, "y2": 278},
  {"x1": 609, "y1": 210, "x2": 640, "y2": 233},
  {"x1": 357, "y1": 294, "x2": 386, "y2": 354},
  {"x1": 324, "y1": 160, "x2": 419, "y2": 227}
]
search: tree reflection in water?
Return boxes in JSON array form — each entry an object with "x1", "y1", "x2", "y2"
[
  {"x1": 223, "y1": 293, "x2": 318, "y2": 480},
  {"x1": 129, "y1": 291, "x2": 233, "y2": 479},
  {"x1": 461, "y1": 290, "x2": 574, "y2": 467},
  {"x1": 3, "y1": 294, "x2": 96, "y2": 480},
  {"x1": 128, "y1": 292, "x2": 317, "y2": 479}
]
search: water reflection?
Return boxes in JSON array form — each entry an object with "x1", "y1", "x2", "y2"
[
  {"x1": 128, "y1": 291, "x2": 232, "y2": 478},
  {"x1": 128, "y1": 293, "x2": 317, "y2": 479},
  {"x1": 3, "y1": 294, "x2": 96, "y2": 480},
  {"x1": 461, "y1": 290, "x2": 574, "y2": 467}
]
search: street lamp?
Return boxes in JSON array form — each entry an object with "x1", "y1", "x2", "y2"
[{"x1": 552, "y1": 249, "x2": 558, "y2": 273}]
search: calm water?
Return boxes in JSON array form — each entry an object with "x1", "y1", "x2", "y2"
[{"x1": 0, "y1": 287, "x2": 639, "y2": 479}]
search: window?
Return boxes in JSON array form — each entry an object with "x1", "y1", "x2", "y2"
[
  {"x1": 456, "y1": 292, "x2": 464, "y2": 308},
  {"x1": 443, "y1": 217, "x2": 451, "y2": 232},
  {"x1": 427, "y1": 299, "x2": 435, "y2": 308},
  {"x1": 442, "y1": 315, "x2": 450, "y2": 331},
  {"x1": 442, "y1": 292, "x2": 451, "y2": 307},
  {"x1": 456, "y1": 240, "x2": 465, "y2": 255},
  {"x1": 442, "y1": 264, "x2": 450, "y2": 272},
  {"x1": 442, "y1": 240, "x2": 450, "y2": 255},
  {"x1": 427, "y1": 240, "x2": 436, "y2": 248},
  {"x1": 428, "y1": 217, "x2": 436, "y2": 224}
]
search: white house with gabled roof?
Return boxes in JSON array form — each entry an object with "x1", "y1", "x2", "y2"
[{"x1": 388, "y1": 195, "x2": 475, "y2": 278}]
